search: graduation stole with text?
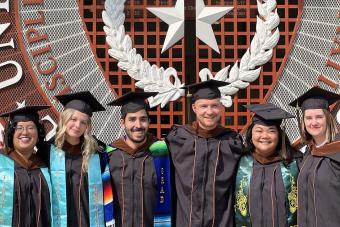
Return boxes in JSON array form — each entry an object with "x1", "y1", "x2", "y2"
[
  {"x1": 0, "y1": 154, "x2": 53, "y2": 227},
  {"x1": 105, "y1": 140, "x2": 172, "y2": 226},
  {"x1": 235, "y1": 155, "x2": 298, "y2": 227},
  {"x1": 50, "y1": 145, "x2": 105, "y2": 227}
]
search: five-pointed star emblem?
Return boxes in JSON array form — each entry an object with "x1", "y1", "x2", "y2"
[
  {"x1": 147, "y1": 0, "x2": 233, "y2": 54},
  {"x1": 147, "y1": 0, "x2": 184, "y2": 54}
]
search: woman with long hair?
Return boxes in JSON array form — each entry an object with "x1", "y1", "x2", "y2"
[
  {"x1": 235, "y1": 103, "x2": 302, "y2": 227},
  {"x1": 49, "y1": 91, "x2": 107, "y2": 227},
  {"x1": 0, "y1": 105, "x2": 52, "y2": 227},
  {"x1": 289, "y1": 86, "x2": 340, "y2": 227}
]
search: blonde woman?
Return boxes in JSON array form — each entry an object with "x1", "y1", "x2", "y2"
[
  {"x1": 50, "y1": 91, "x2": 106, "y2": 227},
  {"x1": 289, "y1": 86, "x2": 340, "y2": 227}
]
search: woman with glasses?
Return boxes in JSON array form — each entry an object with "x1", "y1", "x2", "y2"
[
  {"x1": 0, "y1": 105, "x2": 52, "y2": 227},
  {"x1": 235, "y1": 103, "x2": 302, "y2": 227},
  {"x1": 289, "y1": 87, "x2": 340, "y2": 227}
]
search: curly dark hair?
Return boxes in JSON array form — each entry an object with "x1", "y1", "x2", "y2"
[
  {"x1": 244, "y1": 122, "x2": 296, "y2": 165},
  {"x1": 4, "y1": 120, "x2": 48, "y2": 160}
]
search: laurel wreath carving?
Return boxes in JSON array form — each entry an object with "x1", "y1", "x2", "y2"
[{"x1": 102, "y1": 0, "x2": 280, "y2": 108}]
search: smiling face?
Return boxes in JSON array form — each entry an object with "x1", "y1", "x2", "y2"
[
  {"x1": 65, "y1": 110, "x2": 89, "y2": 143},
  {"x1": 122, "y1": 109, "x2": 149, "y2": 147},
  {"x1": 251, "y1": 124, "x2": 279, "y2": 156},
  {"x1": 192, "y1": 98, "x2": 223, "y2": 130},
  {"x1": 303, "y1": 109, "x2": 327, "y2": 143},
  {"x1": 13, "y1": 121, "x2": 38, "y2": 154}
]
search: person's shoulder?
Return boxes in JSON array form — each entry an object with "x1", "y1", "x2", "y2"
[
  {"x1": 166, "y1": 124, "x2": 193, "y2": 139},
  {"x1": 0, "y1": 149, "x2": 6, "y2": 155},
  {"x1": 91, "y1": 135, "x2": 106, "y2": 153},
  {"x1": 335, "y1": 133, "x2": 340, "y2": 141},
  {"x1": 226, "y1": 127, "x2": 238, "y2": 135},
  {"x1": 168, "y1": 124, "x2": 186, "y2": 133},
  {"x1": 292, "y1": 149, "x2": 303, "y2": 159},
  {"x1": 46, "y1": 136, "x2": 55, "y2": 145},
  {"x1": 220, "y1": 127, "x2": 243, "y2": 141},
  {"x1": 220, "y1": 128, "x2": 244, "y2": 157},
  {"x1": 0, "y1": 151, "x2": 14, "y2": 164},
  {"x1": 0, "y1": 150, "x2": 11, "y2": 161},
  {"x1": 290, "y1": 149, "x2": 303, "y2": 169}
]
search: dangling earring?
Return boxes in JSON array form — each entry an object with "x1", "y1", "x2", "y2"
[{"x1": 33, "y1": 146, "x2": 38, "y2": 154}]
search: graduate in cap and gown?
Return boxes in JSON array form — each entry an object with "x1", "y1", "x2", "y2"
[
  {"x1": 235, "y1": 103, "x2": 302, "y2": 227},
  {"x1": 49, "y1": 91, "x2": 107, "y2": 227},
  {"x1": 166, "y1": 80, "x2": 244, "y2": 227},
  {"x1": 106, "y1": 92, "x2": 173, "y2": 226},
  {"x1": 0, "y1": 104, "x2": 53, "y2": 227},
  {"x1": 289, "y1": 86, "x2": 340, "y2": 227}
]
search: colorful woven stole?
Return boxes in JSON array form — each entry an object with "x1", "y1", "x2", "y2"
[
  {"x1": 98, "y1": 150, "x2": 115, "y2": 226},
  {"x1": 235, "y1": 155, "x2": 298, "y2": 227},
  {"x1": 50, "y1": 145, "x2": 105, "y2": 227},
  {"x1": 149, "y1": 141, "x2": 172, "y2": 227},
  {"x1": 106, "y1": 140, "x2": 172, "y2": 226},
  {"x1": 0, "y1": 154, "x2": 53, "y2": 227}
]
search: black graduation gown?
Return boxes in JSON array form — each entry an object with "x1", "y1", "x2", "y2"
[
  {"x1": 0, "y1": 150, "x2": 51, "y2": 227},
  {"x1": 247, "y1": 152, "x2": 302, "y2": 227},
  {"x1": 62, "y1": 142, "x2": 90, "y2": 227},
  {"x1": 297, "y1": 137, "x2": 340, "y2": 227},
  {"x1": 108, "y1": 136, "x2": 158, "y2": 227},
  {"x1": 166, "y1": 122, "x2": 243, "y2": 227}
]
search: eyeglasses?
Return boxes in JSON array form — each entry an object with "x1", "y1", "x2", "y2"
[{"x1": 15, "y1": 125, "x2": 37, "y2": 133}]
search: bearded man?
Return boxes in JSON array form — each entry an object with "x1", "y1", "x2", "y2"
[{"x1": 106, "y1": 92, "x2": 173, "y2": 226}]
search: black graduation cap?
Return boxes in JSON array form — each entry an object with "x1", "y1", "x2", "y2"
[
  {"x1": 182, "y1": 80, "x2": 229, "y2": 102},
  {"x1": 289, "y1": 86, "x2": 340, "y2": 111},
  {"x1": 245, "y1": 103, "x2": 294, "y2": 126},
  {"x1": 55, "y1": 91, "x2": 105, "y2": 117},
  {"x1": 107, "y1": 92, "x2": 157, "y2": 117},
  {"x1": 0, "y1": 104, "x2": 50, "y2": 123}
]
